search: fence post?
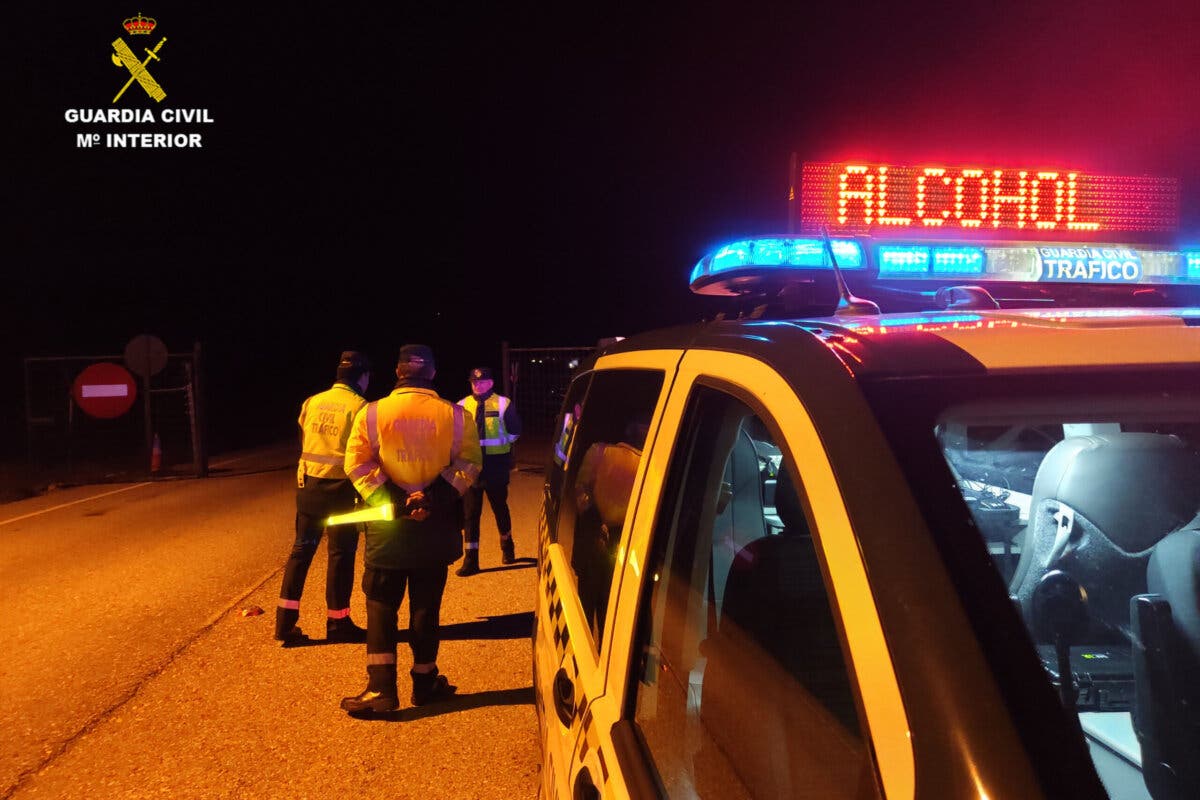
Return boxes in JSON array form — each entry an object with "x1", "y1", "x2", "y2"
[
  {"x1": 192, "y1": 341, "x2": 208, "y2": 477},
  {"x1": 501, "y1": 340, "x2": 510, "y2": 397}
]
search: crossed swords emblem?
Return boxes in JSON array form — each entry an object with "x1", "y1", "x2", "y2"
[{"x1": 110, "y1": 36, "x2": 167, "y2": 103}]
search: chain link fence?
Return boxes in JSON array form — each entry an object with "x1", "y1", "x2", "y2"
[{"x1": 502, "y1": 344, "x2": 596, "y2": 467}]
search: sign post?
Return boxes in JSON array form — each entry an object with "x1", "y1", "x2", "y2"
[{"x1": 124, "y1": 334, "x2": 169, "y2": 475}]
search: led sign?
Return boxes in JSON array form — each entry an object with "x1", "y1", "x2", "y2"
[{"x1": 799, "y1": 161, "x2": 1179, "y2": 238}]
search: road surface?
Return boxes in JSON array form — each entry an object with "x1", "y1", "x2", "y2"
[{"x1": 0, "y1": 444, "x2": 543, "y2": 799}]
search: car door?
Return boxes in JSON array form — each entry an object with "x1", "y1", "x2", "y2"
[
  {"x1": 535, "y1": 351, "x2": 680, "y2": 800},
  {"x1": 590, "y1": 350, "x2": 915, "y2": 799}
]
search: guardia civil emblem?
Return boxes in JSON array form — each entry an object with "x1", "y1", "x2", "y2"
[{"x1": 110, "y1": 12, "x2": 167, "y2": 103}]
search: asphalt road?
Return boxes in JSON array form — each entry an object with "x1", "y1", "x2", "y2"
[{"x1": 0, "y1": 444, "x2": 542, "y2": 799}]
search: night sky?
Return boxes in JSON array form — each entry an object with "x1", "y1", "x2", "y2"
[{"x1": 7, "y1": 2, "x2": 1200, "y2": 459}]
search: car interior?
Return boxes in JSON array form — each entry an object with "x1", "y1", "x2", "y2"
[
  {"x1": 939, "y1": 413, "x2": 1200, "y2": 800},
  {"x1": 636, "y1": 395, "x2": 872, "y2": 799}
]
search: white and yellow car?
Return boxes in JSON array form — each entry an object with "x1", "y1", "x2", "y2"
[{"x1": 534, "y1": 235, "x2": 1200, "y2": 800}]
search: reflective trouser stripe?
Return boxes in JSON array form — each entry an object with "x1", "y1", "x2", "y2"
[
  {"x1": 278, "y1": 599, "x2": 300, "y2": 610},
  {"x1": 367, "y1": 653, "x2": 397, "y2": 665},
  {"x1": 464, "y1": 541, "x2": 479, "y2": 550},
  {"x1": 327, "y1": 608, "x2": 350, "y2": 619}
]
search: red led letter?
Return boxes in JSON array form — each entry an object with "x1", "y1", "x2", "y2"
[
  {"x1": 990, "y1": 170, "x2": 1028, "y2": 228},
  {"x1": 837, "y1": 165, "x2": 875, "y2": 227}
]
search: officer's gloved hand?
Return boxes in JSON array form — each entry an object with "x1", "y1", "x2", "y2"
[{"x1": 403, "y1": 491, "x2": 431, "y2": 521}]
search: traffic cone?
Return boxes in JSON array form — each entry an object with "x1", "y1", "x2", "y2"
[{"x1": 151, "y1": 433, "x2": 162, "y2": 473}]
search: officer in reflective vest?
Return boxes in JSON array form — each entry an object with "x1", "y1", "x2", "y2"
[
  {"x1": 340, "y1": 344, "x2": 482, "y2": 715},
  {"x1": 276, "y1": 351, "x2": 371, "y2": 645},
  {"x1": 455, "y1": 366, "x2": 523, "y2": 576}
]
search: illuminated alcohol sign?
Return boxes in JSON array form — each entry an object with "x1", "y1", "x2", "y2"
[{"x1": 798, "y1": 161, "x2": 1179, "y2": 238}]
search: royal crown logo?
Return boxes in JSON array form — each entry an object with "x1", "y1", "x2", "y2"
[{"x1": 123, "y1": 12, "x2": 156, "y2": 36}]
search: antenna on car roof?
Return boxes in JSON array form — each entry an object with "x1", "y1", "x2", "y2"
[{"x1": 821, "y1": 227, "x2": 880, "y2": 316}]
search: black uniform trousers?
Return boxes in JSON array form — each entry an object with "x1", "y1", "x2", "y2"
[
  {"x1": 363, "y1": 565, "x2": 449, "y2": 666},
  {"x1": 280, "y1": 511, "x2": 359, "y2": 611},
  {"x1": 463, "y1": 450, "x2": 513, "y2": 546}
]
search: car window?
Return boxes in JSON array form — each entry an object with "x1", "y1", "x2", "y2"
[
  {"x1": 627, "y1": 383, "x2": 877, "y2": 799},
  {"x1": 938, "y1": 403, "x2": 1200, "y2": 800},
  {"x1": 553, "y1": 368, "x2": 663, "y2": 649},
  {"x1": 544, "y1": 372, "x2": 592, "y2": 539}
]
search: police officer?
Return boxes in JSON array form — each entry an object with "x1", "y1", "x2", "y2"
[
  {"x1": 455, "y1": 366, "x2": 523, "y2": 577},
  {"x1": 340, "y1": 344, "x2": 482, "y2": 714},
  {"x1": 276, "y1": 351, "x2": 371, "y2": 645}
]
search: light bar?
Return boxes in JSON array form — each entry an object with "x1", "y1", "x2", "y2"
[
  {"x1": 874, "y1": 241, "x2": 1200, "y2": 286},
  {"x1": 878, "y1": 245, "x2": 985, "y2": 276},
  {"x1": 690, "y1": 237, "x2": 864, "y2": 293}
]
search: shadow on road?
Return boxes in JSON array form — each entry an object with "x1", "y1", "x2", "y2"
[
  {"x1": 476, "y1": 558, "x2": 538, "y2": 574},
  {"x1": 279, "y1": 612, "x2": 535, "y2": 648},
  {"x1": 403, "y1": 611, "x2": 534, "y2": 642},
  {"x1": 349, "y1": 686, "x2": 535, "y2": 722}
]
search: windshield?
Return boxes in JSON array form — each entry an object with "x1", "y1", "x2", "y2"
[{"x1": 868, "y1": 372, "x2": 1200, "y2": 800}]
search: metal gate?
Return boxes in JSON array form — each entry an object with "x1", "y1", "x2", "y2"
[
  {"x1": 23, "y1": 342, "x2": 208, "y2": 482},
  {"x1": 502, "y1": 343, "x2": 596, "y2": 466}
]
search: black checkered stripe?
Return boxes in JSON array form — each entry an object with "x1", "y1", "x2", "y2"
[
  {"x1": 574, "y1": 704, "x2": 612, "y2": 795},
  {"x1": 543, "y1": 565, "x2": 570, "y2": 661}
]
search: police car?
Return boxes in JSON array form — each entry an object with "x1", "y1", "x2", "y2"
[{"x1": 532, "y1": 174, "x2": 1200, "y2": 800}]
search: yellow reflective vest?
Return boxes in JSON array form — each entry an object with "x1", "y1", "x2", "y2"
[
  {"x1": 458, "y1": 393, "x2": 518, "y2": 455},
  {"x1": 345, "y1": 386, "x2": 482, "y2": 504},
  {"x1": 297, "y1": 383, "x2": 368, "y2": 483}
]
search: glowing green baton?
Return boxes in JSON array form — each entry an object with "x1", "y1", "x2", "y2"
[{"x1": 325, "y1": 503, "x2": 395, "y2": 526}]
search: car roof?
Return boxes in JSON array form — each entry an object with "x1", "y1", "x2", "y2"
[{"x1": 598, "y1": 306, "x2": 1200, "y2": 381}]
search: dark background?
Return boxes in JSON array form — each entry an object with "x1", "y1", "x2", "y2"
[{"x1": 6, "y1": 2, "x2": 1200, "y2": 459}]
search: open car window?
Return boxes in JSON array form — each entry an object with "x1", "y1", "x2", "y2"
[{"x1": 936, "y1": 403, "x2": 1200, "y2": 800}]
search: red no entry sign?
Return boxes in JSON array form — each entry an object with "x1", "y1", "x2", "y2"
[{"x1": 72, "y1": 362, "x2": 138, "y2": 419}]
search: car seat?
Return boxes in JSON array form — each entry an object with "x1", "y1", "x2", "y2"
[
  {"x1": 1131, "y1": 526, "x2": 1200, "y2": 800},
  {"x1": 709, "y1": 426, "x2": 768, "y2": 619},
  {"x1": 697, "y1": 467, "x2": 867, "y2": 798},
  {"x1": 1010, "y1": 432, "x2": 1200, "y2": 641}
]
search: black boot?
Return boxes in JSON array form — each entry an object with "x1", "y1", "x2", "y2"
[
  {"x1": 500, "y1": 536, "x2": 516, "y2": 565},
  {"x1": 455, "y1": 549, "x2": 480, "y2": 577},
  {"x1": 274, "y1": 607, "x2": 308, "y2": 645},
  {"x1": 410, "y1": 667, "x2": 457, "y2": 706},
  {"x1": 341, "y1": 664, "x2": 399, "y2": 715},
  {"x1": 326, "y1": 618, "x2": 367, "y2": 643}
]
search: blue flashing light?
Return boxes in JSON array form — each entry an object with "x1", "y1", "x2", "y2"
[
  {"x1": 878, "y1": 246, "x2": 930, "y2": 275},
  {"x1": 876, "y1": 313, "x2": 984, "y2": 327},
  {"x1": 1186, "y1": 250, "x2": 1200, "y2": 279},
  {"x1": 693, "y1": 237, "x2": 865, "y2": 287},
  {"x1": 705, "y1": 237, "x2": 863, "y2": 270},
  {"x1": 932, "y1": 246, "x2": 985, "y2": 275}
]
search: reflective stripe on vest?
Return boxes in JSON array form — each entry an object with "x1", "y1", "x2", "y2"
[
  {"x1": 461, "y1": 394, "x2": 515, "y2": 454},
  {"x1": 298, "y1": 384, "x2": 366, "y2": 480},
  {"x1": 441, "y1": 403, "x2": 481, "y2": 493}
]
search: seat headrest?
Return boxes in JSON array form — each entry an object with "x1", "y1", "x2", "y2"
[
  {"x1": 774, "y1": 467, "x2": 809, "y2": 536},
  {"x1": 1032, "y1": 433, "x2": 1200, "y2": 552}
]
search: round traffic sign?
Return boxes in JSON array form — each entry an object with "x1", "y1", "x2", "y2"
[
  {"x1": 72, "y1": 362, "x2": 138, "y2": 419},
  {"x1": 124, "y1": 334, "x2": 169, "y2": 378}
]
